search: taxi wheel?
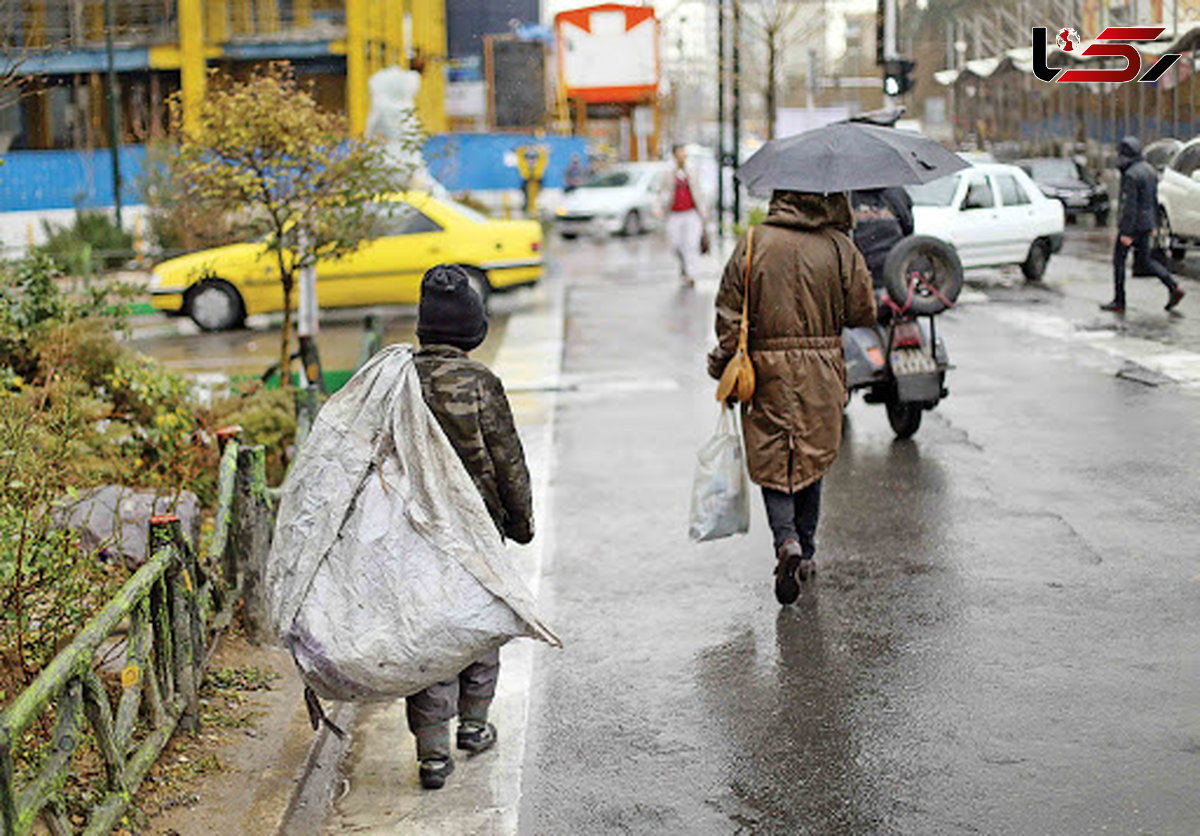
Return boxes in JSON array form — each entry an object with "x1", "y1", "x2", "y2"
[{"x1": 186, "y1": 279, "x2": 245, "y2": 331}]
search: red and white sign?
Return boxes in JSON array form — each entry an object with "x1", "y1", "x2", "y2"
[{"x1": 555, "y1": 4, "x2": 660, "y2": 103}]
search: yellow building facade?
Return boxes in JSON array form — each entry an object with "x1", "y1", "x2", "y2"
[{"x1": 2, "y1": 0, "x2": 447, "y2": 149}]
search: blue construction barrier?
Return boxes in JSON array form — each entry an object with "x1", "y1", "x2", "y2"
[
  {"x1": 0, "y1": 146, "x2": 147, "y2": 212},
  {"x1": 0, "y1": 133, "x2": 590, "y2": 213}
]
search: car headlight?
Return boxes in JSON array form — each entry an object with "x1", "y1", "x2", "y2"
[
  {"x1": 148, "y1": 271, "x2": 163, "y2": 290},
  {"x1": 556, "y1": 207, "x2": 568, "y2": 217}
]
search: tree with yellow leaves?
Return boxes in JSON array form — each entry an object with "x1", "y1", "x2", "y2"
[{"x1": 171, "y1": 63, "x2": 418, "y2": 386}]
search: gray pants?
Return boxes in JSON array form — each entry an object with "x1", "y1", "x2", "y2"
[
  {"x1": 762, "y1": 480, "x2": 822, "y2": 557},
  {"x1": 406, "y1": 650, "x2": 500, "y2": 760}
]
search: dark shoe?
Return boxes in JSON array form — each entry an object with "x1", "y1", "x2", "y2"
[
  {"x1": 1167, "y1": 287, "x2": 1186, "y2": 311},
  {"x1": 457, "y1": 721, "x2": 497, "y2": 755},
  {"x1": 419, "y1": 757, "x2": 455, "y2": 790},
  {"x1": 797, "y1": 557, "x2": 816, "y2": 583},
  {"x1": 1100, "y1": 301, "x2": 1126, "y2": 313},
  {"x1": 774, "y1": 540, "x2": 802, "y2": 605}
]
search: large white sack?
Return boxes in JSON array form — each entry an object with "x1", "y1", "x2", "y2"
[{"x1": 266, "y1": 344, "x2": 559, "y2": 702}]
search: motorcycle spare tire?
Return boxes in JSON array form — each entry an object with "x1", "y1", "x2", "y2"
[{"x1": 881, "y1": 235, "x2": 964, "y2": 316}]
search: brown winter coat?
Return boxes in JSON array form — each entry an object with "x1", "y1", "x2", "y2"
[{"x1": 707, "y1": 192, "x2": 876, "y2": 493}]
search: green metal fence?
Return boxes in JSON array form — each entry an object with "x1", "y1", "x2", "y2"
[{"x1": 0, "y1": 435, "x2": 273, "y2": 835}]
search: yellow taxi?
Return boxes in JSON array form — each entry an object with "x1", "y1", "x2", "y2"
[{"x1": 148, "y1": 192, "x2": 544, "y2": 330}]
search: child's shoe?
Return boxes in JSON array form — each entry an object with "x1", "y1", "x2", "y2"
[
  {"x1": 457, "y1": 721, "x2": 497, "y2": 755},
  {"x1": 419, "y1": 757, "x2": 455, "y2": 790}
]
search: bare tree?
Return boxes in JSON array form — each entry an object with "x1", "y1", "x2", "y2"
[
  {"x1": 0, "y1": 14, "x2": 28, "y2": 117},
  {"x1": 0, "y1": 9, "x2": 46, "y2": 128},
  {"x1": 741, "y1": 0, "x2": 821, "y2": 139}
]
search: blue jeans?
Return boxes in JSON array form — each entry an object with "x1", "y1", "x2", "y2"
[{"x1": 762, "y1": 480, "x2": 822, "y2": 558}]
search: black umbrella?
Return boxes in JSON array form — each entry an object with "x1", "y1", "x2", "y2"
[{"x1": 736, "y1": 122, "x2": 969, "y2": 195}]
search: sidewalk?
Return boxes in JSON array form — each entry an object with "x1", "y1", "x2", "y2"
[{"x1": 290, "y1": 273, "x2": 566, "y2": 835}]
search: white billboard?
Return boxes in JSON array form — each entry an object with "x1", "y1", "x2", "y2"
[{"x1": 556, "y1": 5, "x2": 659, "y2": 102}]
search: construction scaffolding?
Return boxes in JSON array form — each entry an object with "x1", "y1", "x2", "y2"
[{"x1": 0, "y1": 0, "x2": 446, "y2": 148}]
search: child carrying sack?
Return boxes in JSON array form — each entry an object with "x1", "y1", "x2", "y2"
[{"x1": 266, "y1": 345, "x2": 559, "y2": 730}]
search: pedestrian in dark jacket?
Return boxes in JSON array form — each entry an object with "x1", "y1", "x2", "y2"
[
  {"x1": 406, "y1": 264, "x2": 534, "y2": 790},
  {"x1": 850, "y1": 186, "x2": 913, "y2": 289},
  {"x1": 708, "y1": 191, "x2": 876, "y2": 605},
  {"x1": 1104, "y1": 136, "x2": 1185, "y2": 313}
]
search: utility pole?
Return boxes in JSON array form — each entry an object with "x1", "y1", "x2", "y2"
[
  {"x1": 103, "y1": 0, "x2": 122, "y2": 227},
  {"x1": 717, "y1": 0, "x2": 726, "y2": 239},
  {"x1": 882, "y1": 0, "x2": 897, "y2": 108},
  {"x1": 1173, "y1": 0, "x2": 1179, "y2": 134},
  {"x1": 732, "y1": 0, "x2": 741, "y2": 228}
]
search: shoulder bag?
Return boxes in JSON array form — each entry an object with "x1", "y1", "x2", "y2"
[{"x1": 715, "y1": 227, "x2": 756, "y2": 403}]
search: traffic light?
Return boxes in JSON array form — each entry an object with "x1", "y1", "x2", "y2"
[{"x1": 883, "y1": 58, "x2": 916, "y2": 96}]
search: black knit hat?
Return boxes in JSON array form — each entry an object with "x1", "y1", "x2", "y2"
[{"x1": 417, "y1": 264, "x2": 488, "y2": 351}]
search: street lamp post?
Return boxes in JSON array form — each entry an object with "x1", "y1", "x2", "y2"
[
  {"x1": 732, "y1": 0, "x2": 741, "y2": 228},
  {"x1": 103, "y1": 0, "x2": 122, "y2": 227},
  {"x1": 717, "y1": 0, "x2": 726, "y2": 239}
]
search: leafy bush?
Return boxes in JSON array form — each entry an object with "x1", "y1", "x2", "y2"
[
  {"x1": 0, "y1": 255, "x2": 220, "y2": 694},
  {"x1": 2, "y1": 255, "x2": 134, "y2": 384},
  {"x1": 0, "y1": 253, "x2": 303, "y2": 703},
  {"x1": 210, "y1": 386, "x2": 297, "y2": 485},
  {"x1": 0, "y1": 385, "x2": 125, "y2": 690},
  {"x1": 33, "y1": 211, "x2": 134, "y2": 275}
]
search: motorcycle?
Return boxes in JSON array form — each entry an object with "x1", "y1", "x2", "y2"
[{"x1": 843, "y1": 234, "x2": 963, "y2": 439}]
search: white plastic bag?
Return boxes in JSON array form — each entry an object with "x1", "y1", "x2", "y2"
[
  {"x1": 688, "y1": 405, "x2": 750, "y2": 542},
  {"x1": 265, "y1": 345, "x2": 559, "y2": 703}
]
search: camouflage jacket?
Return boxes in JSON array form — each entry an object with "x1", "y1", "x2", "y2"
[{"x1": 414, "y1": 345, "x2": 534, "y2": 544}]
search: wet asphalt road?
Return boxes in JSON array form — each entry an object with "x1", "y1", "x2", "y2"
[{"x1": 516, "y1": 230, "x2": 1200, "y2": 834}]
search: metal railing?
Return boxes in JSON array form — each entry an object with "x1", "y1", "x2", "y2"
[
  {"x1": 3, "y1": 0, "x2": 177, "y2": 49},
  {"x1": 1, "y1": 0, "x2": 347, "y2": 50},
  {"x1": 0, "y1": 433, "x2": 276, "y2": 835}
]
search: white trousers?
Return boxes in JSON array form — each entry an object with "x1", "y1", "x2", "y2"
[{"x1": 667, "y1": 210, "x2": 702, "y2": 281}]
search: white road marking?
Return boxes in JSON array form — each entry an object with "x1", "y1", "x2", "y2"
[{"x1": 987, "y1": 307, "x2": 1200, "y2": 387}]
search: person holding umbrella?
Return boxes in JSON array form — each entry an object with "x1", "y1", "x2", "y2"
[{"x1": 709, "y1": 122, "x2": 966, "y2": 604}]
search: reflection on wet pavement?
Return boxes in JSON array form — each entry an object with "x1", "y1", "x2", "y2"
[{"x1": 694, "y1": 431, "x2": 958, "y2": 834}]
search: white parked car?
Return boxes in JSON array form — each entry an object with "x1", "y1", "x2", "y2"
[
  {"x1": 1154, "y1": 137, "x2": 1200, "y2": 260},
  {"x1": 907, "y1": 163, "x2": 1065, "y2": 281},
  {"x1": 555, "y1": 162, "x2": 672, "y2": 238}
]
